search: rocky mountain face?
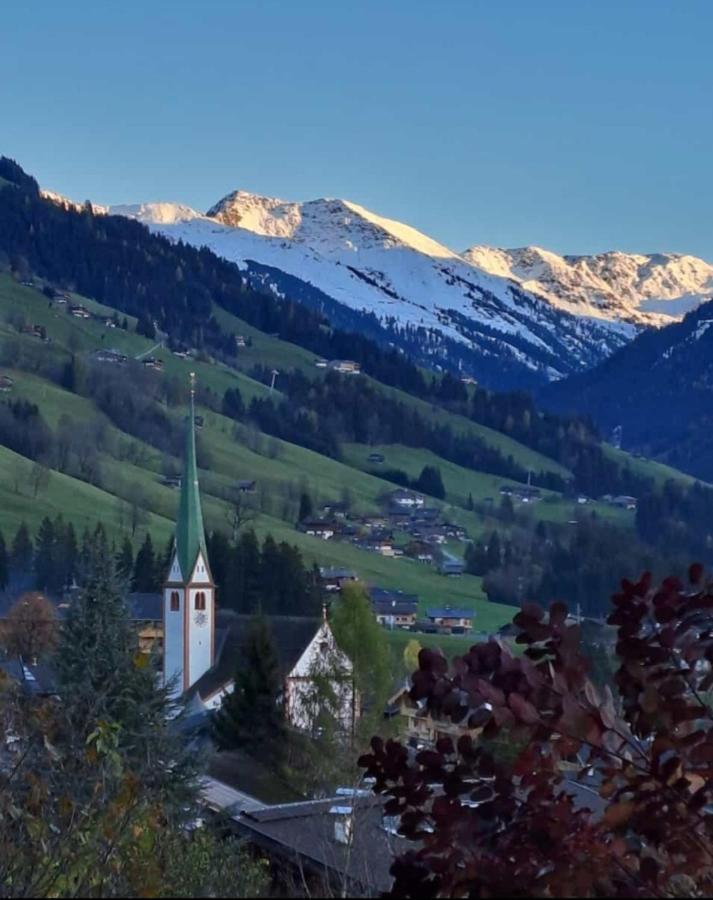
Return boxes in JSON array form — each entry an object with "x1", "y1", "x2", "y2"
[{"x1": 463, "y1": 245, "x2": 713, "y2": 325}]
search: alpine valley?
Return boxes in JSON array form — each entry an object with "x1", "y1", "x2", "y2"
[{"x1": 2, "y1": 154, "x2": 713, "y2": 629}]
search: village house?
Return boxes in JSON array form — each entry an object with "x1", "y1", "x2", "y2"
[
  {"x1": 68, "y1": 304, "x2": 91, "y2": 319},
  {"x1": 127, "y1": 592, "x2": 164, "y2": 654},
  {"x1": 0, "y1": 375, "x2": 14, "y2": 393},
  {"x1": 236, "y1": 479, "x2": 257, "y2": 494},
  {"x1": 386, "y1": 488, "x2": 425, "y2": 510},
  {"x1": 370, "y1": 589, "x2": 418, "y2": 629},
  {"x1": 319, "y1": 567, "x2": 358, "y2": 592},
  {"x1": 424, "y1": 606, "x2": 473, "y2": 633},
  {"x1": 20, "y1": 323, "x2": 46, "y2": 340},
  {"x1": 612, "y1": 495, "x2": 638, "y2": 510},
  {"x1": 161, "y1": 474, "x2": 182, "y2": 489},
  {"x1": 300, "y1": 519, "x2": 336, "y2": 540},
  {"x1": 220, "y1": 792, "x2": 406, "y2": 897},
  {"x1": 386, "y1": 685, "x2": 483, "y2": 748},
  {"x1": 367, "y1": 452, "x2": 385, "y2": 464},
  {"x1": 359, "y1": 513, "x2": 389, "y2": 530},
  {"x1": 142, "y1": 356, "x2": 164, "y2": 372},
  {"x1": 314, "y1": 358, "x2": 328, "y2": 368},
  {"x1": 443, "y1": 521, "x2": 468, "y2": 540},
  {"x1": 320, "y1": 500, "x2": 349, "y2": 519},
  {"x1": 438, "y1": 558, "x2": 466, "y2": 577},
  {"x1": 356, "y1": 537, "x2": 395, "y2": 557},
  {"x1": 326, "y1": 359, "x2": 361, "y2": 375},
  {"x1": 92, "y1": 348, "x2": 128, "y2": 365}
]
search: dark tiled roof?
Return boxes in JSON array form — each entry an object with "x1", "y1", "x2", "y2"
[
  {"x1": 426, "y1": 607, "x2": 474, "y2": 619},
  {"x1": 319, "y1": 567, "x2": 356, "y2": 580},
  {"x1": 235, "y1": 795, "x2": 406, "y2": 895},
  {"x1": 370, "y1": 587, "x2": 418, "y2": 604},
  {"x1": 191, "y1": 612, "x2": 321, "y2": 701},
  {"x1": 127, "y1": 592, "x2": 163, "y2": 621}
]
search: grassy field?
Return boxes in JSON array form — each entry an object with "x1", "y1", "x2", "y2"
[
  {"x1": 0, "y1": 275, "x2": 276, "y2": 405},
  {"x1": 602, "y1": 443, "x2": 699, "y2": 488},
  {"x1": 0, "y1": 268, "x2": 693, "y2": 625},
  {"x1": 212, "y1": 303, "x2": 320, "y2": 374},
  {"x1": 342, "y1": 442, "x2": 633, "y2": 528}
]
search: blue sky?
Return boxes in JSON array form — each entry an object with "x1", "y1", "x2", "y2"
[{"x1": 2, "y1": 0, "x2": 712, "y2": 257}]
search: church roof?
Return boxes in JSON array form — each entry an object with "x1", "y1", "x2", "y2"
[
  {"x1": 175, "y1": 381, "x2": 208, "y2": 581},
  {"x1": 191, "y1": 611, "x2": 322, "y2": 701}
]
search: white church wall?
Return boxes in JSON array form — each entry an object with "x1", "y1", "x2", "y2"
[{"x1": 163, "y1": 583, "x2": 185, "y2": 695}]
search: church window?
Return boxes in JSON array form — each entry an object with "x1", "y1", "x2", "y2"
[
  {"x1": 195, "y1": 591, "x2": 207, "y2": 611},
  {"x1": 170, "y1": 591, "x2": 180, "y2": 611}
]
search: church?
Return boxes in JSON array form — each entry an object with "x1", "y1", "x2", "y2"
[{"x1": 163, "y1": 376, "x2": 355, "y2": 730}]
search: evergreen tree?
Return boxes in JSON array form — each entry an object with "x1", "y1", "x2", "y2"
[
  {"x1": 0, "y1": 530, "x2": 7, "y2": 590},
  {"x1": 60, "y1": 521, "x2": 78, "y2": 590},
  {"x1": 465, "y1": 539, "x2": 489, "y2": 576},
  {"x1": 486, "y1": 531, "x2": 502, "y2": 573},
  {"x1": 132, "y1": 532, "x2": 158, "y2": 593},
  {"x1": 221, "y1": 386, "x2": 245, "y2": 420},
  {"x1": 206, "y1": 530, "x2": 232, "y2": 604},
  {"x1": 466, "y1": 492, "x2": 475, "y2": 511},
  {"x1": 34, "y1": 516, "x2": 56, "y2": 591},
  {"x1": 234, "y1": 529, "x2": 262, "y2": 612},
  {"x1": 10, "y1": 523, "x2": 33, "y2": 574},
  {"x1": 212, "y1": 614, "x2": 286, "y2": 761},
  {"x1": 55, "y1": 527, "x2": 195, "y2": 807},
  {"x1": 115, "y1": 536, "x2": 134, "y2": 585},
  {"x1": 260, "y1": 535, "x2": 282, "y2": 613},
  {"x1": 297, "y1": 491, "x2": 313, "y2": 523},
  {"x1": 414, "y1": 464, "x2": 446, "y2": 499}
]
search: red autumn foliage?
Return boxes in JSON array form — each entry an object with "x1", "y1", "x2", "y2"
[{"x1": 360, "y1": 565, "x2": 713, "y2": 897}]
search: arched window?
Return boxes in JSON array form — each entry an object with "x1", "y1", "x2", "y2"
[
  {"x1": 195, "y1": 591, "x2": 206, "y2": 611},
  {"x1": 170, "y1": 591, "x2": 180, "y2": 612}
]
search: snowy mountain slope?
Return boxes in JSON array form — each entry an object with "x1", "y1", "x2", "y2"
[
  {"x1": 463, "y1": 245, "x2": 713, "y2": 325},
  {"x1": 109, "y1": 192, "x2": 633, "y2": 387}
]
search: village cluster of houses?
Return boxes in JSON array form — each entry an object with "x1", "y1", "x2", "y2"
[
  {"x1": 301, "y1": 488, "x2": 468, "y2": 574},
  {"x1": 318, "y1": 568, "x2": 474, "y2": 636}
]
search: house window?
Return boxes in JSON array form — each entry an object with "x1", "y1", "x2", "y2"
[
  {"x1": 195, "y1": 591, "x2": 207, "y2": 611},
  {"x1": 170, "y1": 591, "x2": 180, "y2": 611}
]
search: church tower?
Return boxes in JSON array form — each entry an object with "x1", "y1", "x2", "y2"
[{"x1": 163, "y1": 374, "x2": 214, "y2": 695}]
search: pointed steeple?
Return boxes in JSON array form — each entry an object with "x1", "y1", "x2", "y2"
[{"x1": 175, "y1": 373, "x2": 208, "y2": 581}]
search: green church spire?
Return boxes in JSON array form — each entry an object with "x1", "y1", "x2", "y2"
[{"x1": 175, "y1": 373, "x2": 208, "y2": 580}]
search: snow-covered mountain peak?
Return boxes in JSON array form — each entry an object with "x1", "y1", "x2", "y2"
[
  {"x1": 463, "y1": 245, "x2": 713, "y2": 324},
  {"x1": 207, "y1": 190, "x2": 456, "y2": 259},
  {"x1": 108, "y1": 201, "x2": 204, "y2": 225}
]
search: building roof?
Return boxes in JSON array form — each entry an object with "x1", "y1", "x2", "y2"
[
  {"x1": 234, "y1": 795, "x2": 405, "y2": 896},
  {"x1": 370, "y1": 587, "x2": 418, "y2": 604},
  {"x1": 191, "y1": 612, "x2": 322, "y2": 701},
  {"x1": 0, "y1": 658, "x2": 58, "y2": 695},
  {"x1": 127, "y1": 592, "x2": 162, "y2": 621},
  {"x1": 426, "y1": 607, "x2": 474, "y2": 619},
  {"x1": 175, "y1": 382, "x2": 208, "y2": 580},
  {"x1": 372, "y1": 599, "x2": 418, "y2": 617},
  {"x1": 319, "y1": 567, "x2": 356, "y2": 580}
]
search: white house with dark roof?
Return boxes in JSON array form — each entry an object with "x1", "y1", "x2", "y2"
[{"x1": 190, "y1": 610, "x2": 356, "y2": 732}]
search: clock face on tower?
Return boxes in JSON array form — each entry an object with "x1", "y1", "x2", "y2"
[{"x1": 194, "y1": 611, "x2": 208, "y2": 627}]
